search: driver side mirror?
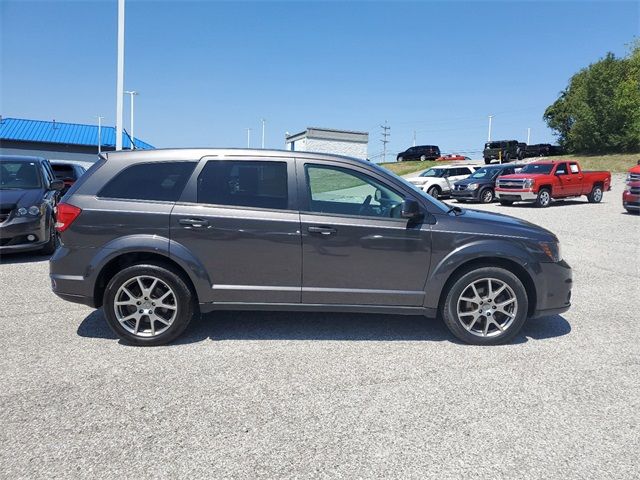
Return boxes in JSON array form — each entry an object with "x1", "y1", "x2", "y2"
[
  {"x1": 401, "y1": 198, "x2": 423, "y2": 220},
  {"x1": 50, "y1": 179, "x2": 65, "y2": 191}
]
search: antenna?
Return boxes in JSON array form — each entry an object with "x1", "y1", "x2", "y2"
[{"x1": 380, "y1": 121, "x2": 390, "y2": 163}]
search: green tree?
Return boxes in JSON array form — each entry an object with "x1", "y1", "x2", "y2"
[{"x1": 544, "y1": 42, "x2": 640, "y2": 153}]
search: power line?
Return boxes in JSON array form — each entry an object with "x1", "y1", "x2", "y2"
[{"x1": 380, "y1": 121, "x2": 390, "y2": 163}]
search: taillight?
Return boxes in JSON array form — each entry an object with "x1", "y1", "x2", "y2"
[{"x1": 55, "y1": 203, "x2": 82, "y2": 232}]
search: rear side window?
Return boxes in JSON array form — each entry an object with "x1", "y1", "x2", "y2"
[
  {"x1": 98, "y1": 161, "x2": 196, "y2": 202},
  {"x1": 197, "y1": 160, "x2": 288, "y2": 210}
]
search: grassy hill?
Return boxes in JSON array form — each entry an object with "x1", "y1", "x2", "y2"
[{"x1": 379, "y1": 153, "x2": 640, "y2": 176}]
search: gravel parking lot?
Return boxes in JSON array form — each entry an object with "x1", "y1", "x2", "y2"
[{"x1": 1, "y1": 175, "x2": 638, "y2": 479}]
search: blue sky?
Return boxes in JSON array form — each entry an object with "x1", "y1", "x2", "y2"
[{"x1": 1, "y1": 1, "x2": 638, "y2": 160}]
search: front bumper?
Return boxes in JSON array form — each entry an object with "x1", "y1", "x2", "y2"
[
  {"x1": 622, "y1": 192, "x2": 640, "y2": 211},
  {"x1": 0, "y1": 215, "x2": 49, "y2": 253},
  {"x1": 530, "y1": 259, "x2": 573, "y2": 318},
  {"x1": 495, "y1": 188, "x2": 538, "y2": 202},
  {"x1": 451, "y1": 189, "x2": 480, "y2": 201}
]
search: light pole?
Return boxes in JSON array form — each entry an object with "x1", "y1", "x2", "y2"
[
  {"x1": 413, "y1": 130, "x2": 416, "y2": 147},
  {"x1": 97, "y1": 116, "x2": 104, "y2": 154},
  {"x1": 247, "y1": 128, "x2": 252, "y2": 148},
  {"x1": 487, "y1": 115, "x2": 494, "y2": 142},
  {"x1": 527, "y1": 127, "x2": 531, "y2": 145},
  {"x1": 124, "y1": 90, "x2": 138, "y2": 149},
  {"x1": 261, "y1": 118, "x2": 266, "y2": 149},
  {"x1": 115, "y1": 0, "x2": 125, "y2": 150}
]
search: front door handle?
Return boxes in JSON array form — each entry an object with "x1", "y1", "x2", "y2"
[
  {"x1": 308, "y1": 226, "x2": 337, "y2": 236},
  {"x1": 179, "y1": 218, "x2": 209, "y2": 228}
]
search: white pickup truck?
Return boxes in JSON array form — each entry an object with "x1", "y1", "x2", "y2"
[{"x1": 406, "y1": 164, "x2": 480, "y2": 198}]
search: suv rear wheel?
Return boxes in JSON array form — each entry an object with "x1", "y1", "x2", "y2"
[
  {"x1": 103, "y1": 264, "x2": 195, "y2": 346},
  {"x1": 426, "y1": 185, "x2": 440, "y2": 198},
  {"x1": 442, "y1": 266, "x2": 528, "y2": 345}
]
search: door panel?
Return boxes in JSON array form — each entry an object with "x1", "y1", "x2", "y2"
[
  {"x1": 298, "y1": 161, "x2": 431, "y2": 306},
  {"x1": 170, "y1": 157, "x2": 302, "y2": 304}
]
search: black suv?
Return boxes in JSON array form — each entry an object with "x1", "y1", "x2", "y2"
[
  {"x1": 50, "y1": 149, "x2": 572, "y2": 346},
  {"x1": 0, "y1": 155, "x2": 64, "y2": 254},
  {"x1": 397, "y1": 145, "x2": 441, "y2": 162},
  {"x1": 451, "y1": 164, "x2": 520, "y2": 203},
  {"x1": 483, "y1": 140, "x2": 524, "y2": 164}
]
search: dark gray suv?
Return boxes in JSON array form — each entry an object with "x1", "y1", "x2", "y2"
[{"x1": 50, "y1": 149, "x2": 572, "y2": 346}]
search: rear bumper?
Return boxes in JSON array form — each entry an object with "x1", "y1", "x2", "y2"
[
  {"x1": 495, "y1": 189, "x2": 538, "y2": 202},
  {"x1": 530, "y1": 259, "x2": 573, "y2": 318},
  {"x1": 0, "y1": 216, "x2": 49, "y2": 253}
]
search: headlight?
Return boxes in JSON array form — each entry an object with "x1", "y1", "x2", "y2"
[
  {"x1": 539, "y1": 241, "x2": 562, "y2": 262},
  {"x1": 523, "y1": 179, "x2": 535, "y2": 189},
  {"x1": 467, "y1": 183, "x2": 479, "y2": 191},
  {"x1": 16, "y1": 205, "x2": 43, "y2": 217}
]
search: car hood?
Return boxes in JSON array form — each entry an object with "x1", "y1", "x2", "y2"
[
  {"x1": 450, "y1": 208, "x2": 557, "y2": 242},
  {"x1": 0, "y1": 189, "x2": 44, "y2": 209},
  {"x1": 455, "y1": 177, "x2": 493, "y2": 186},
  {"x1": 497, "y1": 173, "x2": 548, "y2": 180}
]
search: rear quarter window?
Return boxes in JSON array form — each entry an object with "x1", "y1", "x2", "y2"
[{"x1": 98, "y1": 161, "x2": 197, "y2": 202}]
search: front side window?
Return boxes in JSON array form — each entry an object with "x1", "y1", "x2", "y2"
[
  {"x1": 305, "y1": 164, "x2": 403, "y2": 218},
  {"x1": 555, "y1": 163, "x2": 568, "y2": 175},
  {"x1": 0, "y1": 161, "x2": 43, "y2": 189},
  {"x1": 98, "y1": 162, "x2": 196, "y2": 202},
  {"x1": 197, "y1": 160, "x2": 288, "y2": 210}
]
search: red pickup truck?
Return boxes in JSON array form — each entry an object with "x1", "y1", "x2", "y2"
[
  {"x1": 623, "y1": 164, "x2": 640, "y2": 214},
  {"x1": 495, "y1": 160, "x2": 611, "y2": 208}
]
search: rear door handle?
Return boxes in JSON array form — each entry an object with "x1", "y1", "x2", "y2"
[
  {"x1": 179, "y1": 218, "x2": 209, "y2": 228},
  {"x1": 308, "y1": 226, "x2": 337, "y2": 236}
]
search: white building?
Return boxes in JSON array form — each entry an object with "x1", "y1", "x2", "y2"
[{"x1": 285, "y1": 127, "x2": 368, "y2": 160}]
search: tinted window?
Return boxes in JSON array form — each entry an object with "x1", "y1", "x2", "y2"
[
  {"x1": 52, "y1": 164, "x2": 77, "y2": 180},
  {"x1": 305, "y1": 165, "x2": 403, "y2": 218},
  {"x1": 197, "y1": 161, "x2": 288, "y2": 210},
  {"x1": 99, "y1": 162, "x2": 196, "y2": 202},
  {"x1": 0, "y1": 161, "x2": 43, "y2": 189},
  {"x1": 520, "y1": 163, "x2": 553, "y2": 174}
]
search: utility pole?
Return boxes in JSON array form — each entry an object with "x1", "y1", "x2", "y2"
[
  {"x1": 124, "y1": 90, "x2": 138, "y2": 149},
  {"x1": 97, "y1": 116, "x2": 104, "y2": 154},
  {"x1": 380, "y1": 121, "x2": 390, "y2": 163},
  {"x1": 413, "y1": 130, "x2": 417, "y2": 147},
  {"x1": 261, "y1": 118, "x2": 266, "y2": 149},
  {"x1": 115, "y1": 0, "x2": 125, "y2": 150},
  {"x1": 527, "y1": 127, "x2": 531, "y2": 145},
  {"x1": 487, "y1": 115, "x2": 494, "y2": 142},
  {"x1": 246, "y1": 128, "x2": 252, "y2": 148}
]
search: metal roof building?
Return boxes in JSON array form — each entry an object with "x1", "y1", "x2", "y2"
[
  {"x1": 285, "y1": 127, "x2": 369, "y2": 161},
  {"x1": 0, "y1": 117, "x2": 154, "y2": 163}
]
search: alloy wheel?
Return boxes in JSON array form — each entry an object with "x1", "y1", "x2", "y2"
[
  {"x1": 114, "y1": 275, "x2": 178, "y2": 337},
  {"x1": 456, "y1": 278, "x2": 518, "y2": 337}
]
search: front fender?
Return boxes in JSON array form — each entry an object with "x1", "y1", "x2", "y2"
[{"x1": 423, "y1": 236, "x2": 541, "y2": 310}]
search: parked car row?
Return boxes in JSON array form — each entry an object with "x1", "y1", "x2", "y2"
[
  {"x1": 0, "y1": 156, "x2": 86, "y2": 254},
  {"x1": 396, "y1": 142, "x2": 564, "y2": 165},
  {"x1": 408, "y1": 159, "x2": 615, "y2": 209}
]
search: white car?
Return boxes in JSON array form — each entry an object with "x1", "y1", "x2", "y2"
[{"x1": 406, "y1": 165, "x2": 481, "y2": 198}]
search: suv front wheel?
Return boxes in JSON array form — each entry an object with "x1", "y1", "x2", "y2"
[
  {"x1": 442, "y1": 266, "x2": 528, "y2": 345},
  {"x1": 103, "y1": 264, "x2": 195, "y2": 346}
]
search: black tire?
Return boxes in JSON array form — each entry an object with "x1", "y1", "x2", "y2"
[
  {"x1": 442, "y1": 266, "x2": 529, "y2": 345},
  {"x1": 587, "y1": 184, "x2": 603, "y2": 203},
  {"x1": 535, "y1": 188, "x2": 552, "y2": 208},
  {"x1": 479, "y1": 188, "x2": 494, "y2": 204},
  {"x1": 502, "y1": 154, "x2": 510, "y2": 164},
  {"x1": 499, "y1": 200, "x2": 513, "y2": 206},
  {"x1": 40, "y1": 221, "x2": 58, "y2": 255},
  {"x1": 397, "y1": 156, "x2": 403, "y2": 162},
  {"x1": 426, "y1": 185, "x2": 440, "y2": 198},
  {"x1": 420, "y1": 155, "x2": 427, "y2": 162},
  {"x1": 103, "y1": 263, "x2": 195, "y2": 346},
  {"x1": 625, "y1": 208, "x2": 640, "y2": 215},
  {"x1": 484, "y1": 159, "x2": 492, "y2": 165},
  {"x1": 457, "y1": 199, "x2": 467, "y2": 203}
]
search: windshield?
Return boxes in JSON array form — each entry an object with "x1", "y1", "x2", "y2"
[
  {"x1": 469, "y1": 167, "x2": 501, "y2": 179},
  {"x1": 521, "y1": 163, "x2": 553, "y2": 174},
  {"x1": 419, "y1": 168, "x2": 446, "y2": 178},
  {"x1": 0, "y1": 161, "x2": 42, "y2": 189}
]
